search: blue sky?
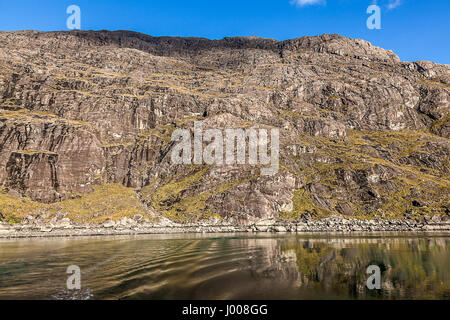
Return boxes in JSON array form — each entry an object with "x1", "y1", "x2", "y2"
[{"x1": 0, "y1": 0, "x2": 448, "y2": 64}]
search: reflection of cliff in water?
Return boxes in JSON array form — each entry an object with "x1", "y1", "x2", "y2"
[
  {"x1": 186, "y1": 235, "x2": 450, "y2": 299},
  {"x1": 276, "y1": 236, "x2": 450, "y2": 299}
]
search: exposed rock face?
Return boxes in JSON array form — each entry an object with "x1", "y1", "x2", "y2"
[
  {"x1": 6, "y1": 151, "x2": 59, "y2": 202},
  {"x1": 0, "y1": 30, "x2": 448, "y2": 224}
]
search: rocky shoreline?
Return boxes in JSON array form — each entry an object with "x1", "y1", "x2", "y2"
[{"x1": 1, "y1": 215, "x2": 449, "y2": 238}]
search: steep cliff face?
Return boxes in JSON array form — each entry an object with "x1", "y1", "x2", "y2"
[{"x1": 0, "y1": 30, "x2": 448, "y2": 224}]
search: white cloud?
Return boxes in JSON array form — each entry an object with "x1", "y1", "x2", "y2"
[
  {"x1": 387, "y1": 0, "x2": 402, "y2": 10},
  {"x1": 290, "y1": 0, "x2": 326, "y2": 7}
]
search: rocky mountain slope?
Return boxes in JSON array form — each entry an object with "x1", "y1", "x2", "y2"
[{"x1": 0, "y1": 30, "x2": 448, "y2": 226}]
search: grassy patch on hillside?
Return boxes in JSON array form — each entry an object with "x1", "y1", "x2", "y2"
[
  {"x1": 0, "y1": 108, "x2": 91, "y2": 126},
  {"x1": 278, "y1": 129, "x2": 449, "y2": 220},
  {"x1": 0, "y1": 187, "x2": 45, "y2": 224},
  {"x1": 140, "y1": 166, "x2": 253, "y2": 222},
  {"x1": 278, "y1": 187, "x2": 333, "y2": 221},
  {"x1": 0, "y1": 184, "x2": 149, "y2": 224}
]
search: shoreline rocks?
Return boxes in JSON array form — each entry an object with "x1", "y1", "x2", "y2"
[{"x1": 1, "y1": 216, "x2": 449, "y2": 239}]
